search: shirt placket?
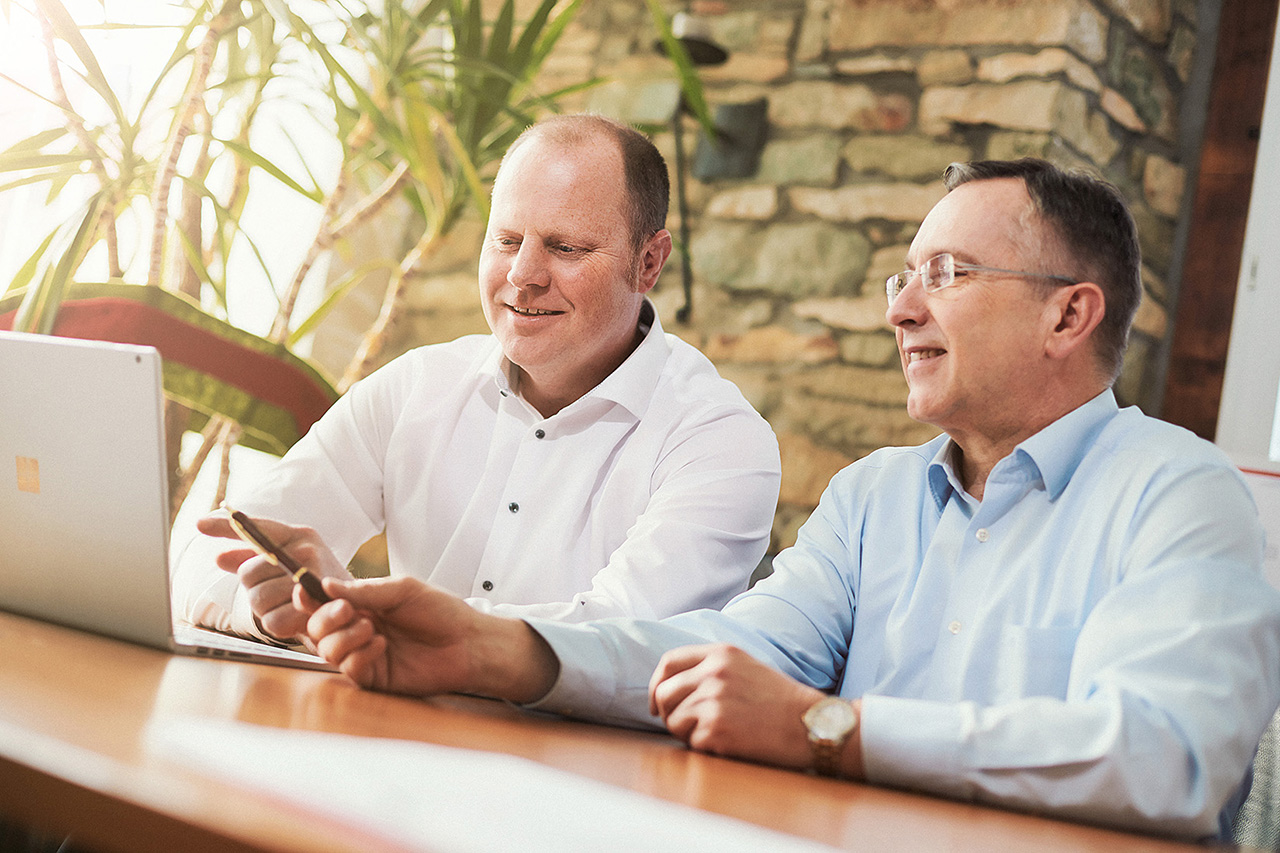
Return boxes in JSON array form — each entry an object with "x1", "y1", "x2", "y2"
[{"x1": 471, "y1": 393, "x2": 546, "y2": 599}]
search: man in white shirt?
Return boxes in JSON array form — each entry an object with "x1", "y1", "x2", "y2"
[
  {"x1": 210, "y1": 158, "x2": 1280, "y2": 840},
  {"x1": 174, "y1": 114, "x2": 781, "y2": 642}
]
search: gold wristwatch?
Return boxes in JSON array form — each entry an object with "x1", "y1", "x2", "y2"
[{"x1": 802, "y1": 696, "x2": 857, "y2": 777}]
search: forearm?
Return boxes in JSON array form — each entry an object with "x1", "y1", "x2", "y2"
[{"x1": 467, "y1": 615, "x2": 560, "y2": 704}]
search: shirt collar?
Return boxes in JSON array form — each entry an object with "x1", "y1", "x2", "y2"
[
  {"x1": 925, "y1": 388, "x2": 1120, "y2": 507},
  {"x1": 483, "y1": 299, "x2": 669, "y2": 419},
  {"x1": 1015, "y1": 387, "x2": 1119, "y2": 499}
]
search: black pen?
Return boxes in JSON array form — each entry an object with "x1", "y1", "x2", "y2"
[{"x1": 225, "y1": 507, "x2": 333, "y2": 604}]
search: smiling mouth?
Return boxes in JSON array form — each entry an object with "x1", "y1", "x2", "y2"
[
  {"x1": 907, "y1": 349, "x2": 945, "y2": 363},
  {"x1": 508, "y1": 305, "x2": 564, "y2": 317}
]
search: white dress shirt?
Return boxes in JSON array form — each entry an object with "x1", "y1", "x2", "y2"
[
  {"x1": 528, "y1": 390, "x2": 1280, "y2": 840},
  {"x1": 172, "y1": 302, "x2": 781, "y2": 635}
]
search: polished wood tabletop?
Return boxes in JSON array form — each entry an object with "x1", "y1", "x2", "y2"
[{"x1": 0, "y1": 610, "x2": 1214, "y2": 853}]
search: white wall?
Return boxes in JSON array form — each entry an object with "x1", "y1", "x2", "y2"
[{"x1": 1216, "y1": 19, "x2": 1280, "y2": 472}]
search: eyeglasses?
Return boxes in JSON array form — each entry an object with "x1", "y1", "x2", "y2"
[{"x1": 885, "y1": 252, "x2": 1078, "y2": 306}]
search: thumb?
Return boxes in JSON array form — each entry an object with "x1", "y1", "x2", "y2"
[{"x1": 321, "y1": 575, "x2": 420, "y2": 611}]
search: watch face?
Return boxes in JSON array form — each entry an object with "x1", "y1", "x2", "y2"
[{"x1": 806, "y1": 698, "x2": 856, "y2": 740}]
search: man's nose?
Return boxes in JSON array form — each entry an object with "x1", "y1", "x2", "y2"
[
  {"x1": 508, "y1": 240, "x2": 550, "y2": 289},
  {"x1": 885, "y1": 275, "x2": 927, "y2": 328}
]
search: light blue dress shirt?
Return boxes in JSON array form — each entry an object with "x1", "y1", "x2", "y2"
[{"x1": 528, "y1": 390, "x2": 1280, "y2": 839}]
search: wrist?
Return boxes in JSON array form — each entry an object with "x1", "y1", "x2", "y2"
[
  {"x1": 802, "y1": 696, "x2": 863, "y2": 779},
  {"x1": 469, "y1": 615, "x2": 560, "y2": 704}
]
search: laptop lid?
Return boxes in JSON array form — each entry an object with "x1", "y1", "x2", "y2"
[{"x1": 0, "y1": 330, "x2": 178, "y2": 648}]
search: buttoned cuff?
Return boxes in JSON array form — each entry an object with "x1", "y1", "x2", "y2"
[
  {"x1": 518, "y1": 618, "x2": 663, "y2": 730},
  {"x1": 519, "y1": 618, "x2": 622, "y2": 716},
  {"x1": 859, "y1": 694, "x2": 969, "y2": 798}
]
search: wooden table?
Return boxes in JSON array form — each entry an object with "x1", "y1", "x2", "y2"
[{"x1": 0, "y1": 610, "x2": 1216, "y2": 853}]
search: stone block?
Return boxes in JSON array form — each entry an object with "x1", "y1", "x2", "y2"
[
  {"x1": 835, "y1": 55, "x2": 917, "y2": 76},
  {"x1": 986, "y1": 131, "x2": 1054, "y2": 160},
  {"x1": 703, "y1": 325, "x2": 839, "y2": 364},
  {"x1": 919, "y1": 50, "x2": 975, "y2": 86},
  {"x1": 750, "y1": 223, "x2": 874, "y2": 297},
  {"x1": 862, "y1": 243, "x2": 914, "y2": 292},
  {"x1": 839, "y1": 332, "x2": 901, "y2": 367},
  {"x1": 706, "y1": 186, "x2": 780, "y2": 220},
  {"x1": 830, "y1": 0, "x2": 1108, "y2": 63},
  {"x1": 1111, "y1": 44, "x2": 1178, "y2": 139},
  {"x1": 1168, "y1": 23, "x2": 1196, "y2": 83},
  {"x1": 777, "y1": 430, "x2": 855, "y2": 507},
  {"x1": 977, "y1": 48, "x2": 1102, "y2": 92},
  {"x1": 1114, "y1": 334, "x2": 1153, "y2": 409},
  {"x1": 770, "y1": 81, "x2": 913, "y2": 131},
  {"x1": 771, "y1": 504, "x2": 813, "y2": 552},
  {"x1": 585, "y1": 75, "x2": 681, "y2": 125},
  {"x1": 1141, "y1": 263, "x2": 1168, "y2": 301},
  {"x1": 777, "y1": 393, "x2": 915, "y2": 456},
  {"x1": 796, "y1": 0, "x2": 833, "y2": 64},
  {"x1": 1132, "y1": 288, "x2": 1168, "y2": 340},
  {"x1": 702, "y1": 53, "x2": 792, "y2": 85},
  {"x1": 709, "y1": 364, "x2": 779, "y2": 418},
  {"x1": 793, "y1": 295, "x2": 892, "y2": 331},
  {"x1": 1099, "y1": 0, "x2": 1172, "y2": 44},
  {"x1": 1103, "y1": 84, "x2": 1146, "y2": 132},
  {"x1": 1131, "y1": 205, "x2": 1174, "y2": 271},
  {"x1": 1143, "y1": 153, "x2": 1186, "y2": 217},
  {"x1": 758, "y1": 135, "x2": 843, "y2": 185},
  {"x1": 689, "y1": 221, "x2": 760, "y2": 288},
  {"x1": 842, "y1": 136, "x2": 971, "y2": 181},
  {"x1": 790, "y1": 182, "x2": 947, "y2": 224},
  {"x1": 791, "y1": 363, "x2": 911, "y2": 405},
  {"x1": 919, "y1": 80, "x2": 1087, "y2": 136},
  {"x1": 1066, "y1": 110, "x2": 1122, "y2": 166}
]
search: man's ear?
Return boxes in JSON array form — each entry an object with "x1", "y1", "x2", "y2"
[
  {"x1": 1044, "y1": 281, "x2": 1106, "y2": 361},
  {"x1": 635, "y1": 229, "x2": 673, "y2": 294}
]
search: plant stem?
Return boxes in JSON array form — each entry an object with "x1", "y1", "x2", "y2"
[
  {"x1": 148, "y1": 0, "x2": 238, "y2": 288},
  {"x1": 338, "y1": 224, "x2": 443, "y2": 392},
  {"x1": 36, "y1": 6, "x2": 120, "y2": 278}
]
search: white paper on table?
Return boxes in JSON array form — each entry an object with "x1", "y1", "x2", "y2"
[{"x1": 144, "y1": 716, "x2": 839, "y2": 853}]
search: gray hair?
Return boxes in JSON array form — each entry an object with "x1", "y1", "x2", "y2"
[{"x1": 944, "y1": 158, "x2": 1141, "y2": 383}]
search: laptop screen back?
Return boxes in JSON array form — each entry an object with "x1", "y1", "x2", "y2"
[{"x1": 0, "y1": 330, "x2": 176, "y2": 649}]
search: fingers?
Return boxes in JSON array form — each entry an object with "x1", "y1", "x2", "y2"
[
  {"x1": 196, "y1": 514, "x2": 236, "y2": 540},
  {"x1": 238, "y1": 557, "x2": 307, "y2": 639},
  {"x1": 648, "y1": 644, "x2": 721, "y2": 719},
  {"x1": 307, "y1": 597, "x2": 386, "y2": 688}
]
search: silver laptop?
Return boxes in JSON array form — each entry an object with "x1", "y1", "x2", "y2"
[{"x1": 0, "y1": 330, "x2": 333, "y2": 671}]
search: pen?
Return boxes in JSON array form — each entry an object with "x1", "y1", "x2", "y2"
[{"x1": 224, "y1": 507, "x2": 333, "y2": 604}]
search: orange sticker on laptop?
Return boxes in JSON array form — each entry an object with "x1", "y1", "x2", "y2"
[{"x1": 16, "y1": 456, "x2": 39, "y2": 494}]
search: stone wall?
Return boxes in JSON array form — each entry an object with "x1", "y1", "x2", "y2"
[{"x1": 321, "y1": 0, "x2": 1206, "y2": 553}]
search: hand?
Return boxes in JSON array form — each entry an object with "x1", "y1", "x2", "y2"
[
  {"x1": 305, "y1": 576, "x2": 559, "y2": 703},
  {"x1": 648, "y1": 644, "x2": 831, "y2": 771},
  {"x1": 196, "y1": 513, "x2": 351, "y2": 642}
]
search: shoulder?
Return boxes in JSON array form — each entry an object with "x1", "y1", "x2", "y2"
[
  {"x1": 356, "y1": 335, "x2": 498, "y2": 393},
  {"x1": 654, "y1": 333, "x2": 764, "y2": 417},
  {"x1": 1092, "y1": 405, "x2": 1240, "y2": 477},
  {"x1": 822, "y1": 437, "x2": 945, "y2": 506}
]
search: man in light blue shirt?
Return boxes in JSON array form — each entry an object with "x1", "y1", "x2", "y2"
[{"x1": 213, "y1": 158, "x2": 1280, "y2": 840}]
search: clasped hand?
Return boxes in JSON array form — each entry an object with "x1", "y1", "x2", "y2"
[{"x1": 647, "y1": 643, "x2": 832, "y2": 771}]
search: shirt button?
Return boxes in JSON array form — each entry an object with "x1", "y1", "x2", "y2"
[
  {"x1": 535, "y1": 428, "x2": 545, "y2": 439},
  {"x1": 948, "y1": 620, "x2": 962, "y2": 635},
  {"x1": 508, "y1": 502, "x2": 519, "y2": 513},
  {"x1": 482, "y1": 580, "x2": 493, "y2": 591},
  {"x1": 975, "y1": 528, "x2": 989, "y2": 542}
]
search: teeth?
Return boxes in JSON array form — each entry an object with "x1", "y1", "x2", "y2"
[
  {"x1": 510, "y1": 305, "x2": 559, "y2": 316},
  {"x1": 908, "y1": 349, "x2": 944, "y2": 362}
]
